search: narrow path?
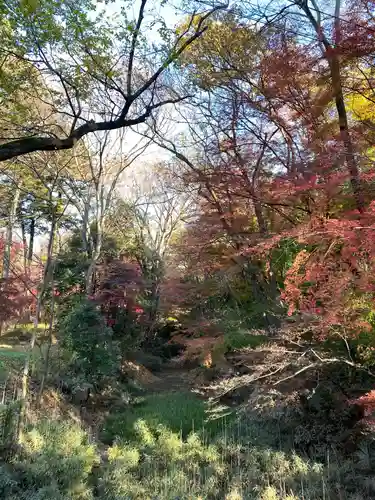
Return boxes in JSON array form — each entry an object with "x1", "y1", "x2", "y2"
[{"x1": 144, "y1": 365, "x2": 199, "y2": 393}]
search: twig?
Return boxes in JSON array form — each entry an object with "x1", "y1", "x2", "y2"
[
  {"x1": 336, "y1": 332, "x2": 354, "y2": 363},
  {"x1": 274, "y1": 352, "x2": 375, "y2": 387},
  {"x1": 273, "y1": 363, "x2": 318, "y2": 386},
  {"x1": 215, "y1": 363, "x2": 288, "y2": 399}
]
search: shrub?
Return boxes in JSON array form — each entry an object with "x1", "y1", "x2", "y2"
[
  {"x1": 0, "y1": 401, "x2": 20, "y2": 454},
  {"x1": 111, "y1": 308, "x2": 143, "y2": 344},
  {"x1": 100, "y1": 423, "x2": 223, "y2": 499},
  {"x1": 58, "y1": 299, "x2": 120, "y2": 386},
  {"x1": 0, "y1": 420, "x2": 98, "y2": 499},
  {"x1": 349, "y1": 329, "x2": 375, "y2": 370},
  {"x1": 1, "y1": 410, "x2": 375, "y2": 499},
  {"x1": 99, "y1": 417, "x2": 375, "y2": 500}
]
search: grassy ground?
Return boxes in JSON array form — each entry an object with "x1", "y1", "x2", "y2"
[
  {"x1": 1, "y1": 323, "x2": 375, "y2": 499},
  {"x1": 1, "y1": 387, "x2": 372, "y2": 499},
  {"x1": 100, "y1": 390, "x2": 235, "y2": 444}
]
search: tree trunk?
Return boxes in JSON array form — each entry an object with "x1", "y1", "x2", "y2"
[
  {"x1": 146, "y1": 280, "x2": 161, "y2": 338},
  {"x1": 17, "y1": 212, "x2": 56, "y2": 442},
  {"x1": 37, "y1": 292, "x2": 55, "y2": 405},
  {"x1": 2, "y1": 184, "x2": 21, "y2": 281},
  {"x1": 298, "y1": 0, "x2": 365, "y2": 212},
  {"x1": 0, "y1": 184, "x2": 21, "y2": 334},
  {"x1": 20, "y1": 218, "x2": 28, "y2": 277},
  {"x1": 37, "y1": 207, "x2": 62, "y2": 404},
  {"x1": 85, "y1": 259, "x2": 96, "y2": 295},
  {"x1": 27, "y1": 218, "x2": 35, "y2": 270},
  {"x1": 330, "y1": 56, "x2": 364, "y2": 212},
  {"x1": 86, "y1": 218, "x2": 104, "y2": 295},
  {"x1": 253, "y1": 197, "x2": 268, "y2": 234}
]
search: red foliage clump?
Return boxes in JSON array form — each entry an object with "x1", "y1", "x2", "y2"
[
  {"x1": 93, "y1": 258, "x2": 144, "y2": 326},
  {"x1": 350, "y1": 390, "x2": 375, "y2": 430}
]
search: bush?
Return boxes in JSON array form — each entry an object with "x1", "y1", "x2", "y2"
[
  {"x1": 0, "y1": 420, "x2": 98, "y2": 499},
  {"x1": 111, "y1": 308, "x2": 143, "y2": 350},
  {"x1": 350, "y1": 329, "x2": 375, "y2": 370},
  {"x1": 1, "y1": 409, "x2": 375, "y2": 498},
  {"x1": 58, "y1": 299, "x2": 120, "y2": 386},
  {"x1": 99, "y1": 418, "x2": 375, "y2": 500},
  {"x1": 100, "y1": 424, "x2": 223, "y2": 499},
  {"x1": 0, "y1": 401, "x2": 20, "y2": 454}
]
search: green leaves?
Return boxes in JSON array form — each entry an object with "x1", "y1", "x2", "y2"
[
  {"x1": 177, "y1": 11, "x2": 265, "y2": 89},
  {"x1": 58, "y1": 299, "x2": 119, "y2": 384}
]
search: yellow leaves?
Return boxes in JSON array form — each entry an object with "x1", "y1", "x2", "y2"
[
  {"x1": 176, "y1": 13, "x2": 262, "y2": 89},
  {"x1": 175, "y1": 14, "x2": 202, "y2": 36},
  {"x1": 348, "y1": 92, "x2": 375, "y2": 121},
  {"x1": 107, "y1": 444, "x2": 140, "y2": 467},
  {"x1": 346, "y1": 68, "x2": 375, "y2": 122}
]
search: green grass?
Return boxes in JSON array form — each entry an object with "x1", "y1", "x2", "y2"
[
  {"x1": 0, "y1": 324, "x2": 49, "y2": 350},
  {"x1": 1, "y1": 401, "x2": 375, "y2": 499},
  {"x1": 99, "y1": 411, "x2": 375, "y2": 499},
  {"x1": 0, "y1": 347, "x2": 27, "y2": 373},
  {"x1": 213, "y1": 313, "x2": 270, "y2": 352},
  {"x1": 100, "y1": 391, "x2": 234, "y2": 444}
]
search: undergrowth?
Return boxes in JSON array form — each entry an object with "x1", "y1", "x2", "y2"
[
  {"x1": 100, "y1": 391, "x2": 234, "y2": 444},
  {"x1": 1, "y1": 310, "x2": 375, "y2": 499},
  {"x1": 0, "y1": 408, "x2": 374, "y2": 499}
]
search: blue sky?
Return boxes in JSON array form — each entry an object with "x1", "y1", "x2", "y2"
[
  {"x1": 95, "y1": 0, "x2": 191, "y2": 177},
  {"x1": 101, "y1": 0, "x2": 180, "y2": 38}
]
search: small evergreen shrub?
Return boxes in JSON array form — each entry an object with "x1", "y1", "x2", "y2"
[
  {"x1": 0, "y1": 412, "x2": 374, "y2": 499},
  {"x1": 0, "y1": 401, "x2": 20, "y2": 456},
  {"x1": 58, "y1": 299, "x2": 120, "y2": 386},
  {"x1": 99, "y1": 418, "x2": 375, "y2": 499}
]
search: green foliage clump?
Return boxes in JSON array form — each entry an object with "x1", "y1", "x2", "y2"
[
  {"x1": 100, "y1": 424, "x2": 223, "y2": 499},
  {"x1": 58, "y1": 299, "x2": 120, "y2": 386},
  {"x1": 111, "y1": 308, "x2": 143, "y2": 350},
  {"x1": 270, "y1": 238, "x2": 303, "y2": 288},
  {"x1": 350, "y1": 324, "x2": 375, "y2": 370},
  {"x1": 99, "y1": 416, "x2": 375, "y2": 500},
  {"x1": 1, "y1": 398, "x2": 375, "y2": 499},
  {"x1": 0, "y1": 401, "x2": 20, "y2": 452},
  {"x1": 54, "y1": 253, "x2": 88, "y2": 309},
  {"x1": 0, "y1": 348, "x2": 26, "y2": 372},
  {"x1": 0, "y1": 420, "x2": 98, "y2": 499}
]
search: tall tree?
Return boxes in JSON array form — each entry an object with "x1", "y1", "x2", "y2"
[
  {"x1": 111, "y1": 165, "x2": 191, "y2": 332},
  {"x1": 0, "y1": 0, "x2": 227, "y2": 161}
]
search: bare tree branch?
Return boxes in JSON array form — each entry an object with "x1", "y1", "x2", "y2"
[{"x1": 0, "y1": 3, "x2": 228, "y2": 162}]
